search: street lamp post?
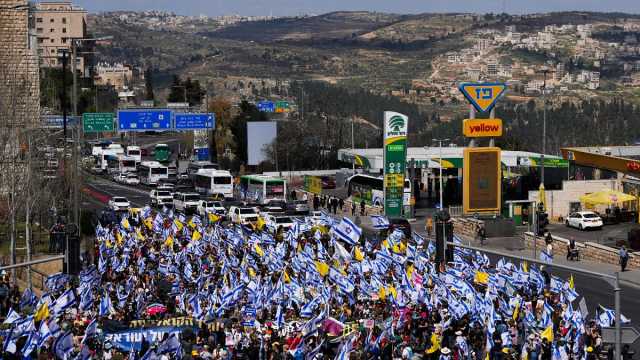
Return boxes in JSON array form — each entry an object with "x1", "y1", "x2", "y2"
[
  {"x1": 433, "y1": 138, "x2": 450, "y2": 211},
  {"x1": 539, "y1": 67, "x2": 549, "y2": 210}
]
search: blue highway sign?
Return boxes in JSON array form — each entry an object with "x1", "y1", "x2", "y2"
[
  {"x1": 174, "y1": 113, "x2": 215, "y2": 130},
  {"x1": 118, "y1": 110, "x2": 172, "y2": 131},
  {"x1": 257, "y1": 101, "x2": 275, "y2": 113}
]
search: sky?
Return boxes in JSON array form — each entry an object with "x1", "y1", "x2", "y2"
[{"x1": 73, "y1": 0, "x2": 640, "y2": 17}]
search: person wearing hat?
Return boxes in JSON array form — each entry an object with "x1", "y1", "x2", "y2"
[{"x1": 439, "y1": 347, "x2": 452, "y2": 360}]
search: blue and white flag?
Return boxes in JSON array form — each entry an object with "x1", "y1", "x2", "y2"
[
  {"x1": 370, "y1": 215, "x2": 389, "y2": 229},
  {"x1": 54, "y1": 331, "x2": 74, "y2": 359},
  {"x1": 100, "y1": 293, "x2": 115, "y2": 316},
  {"x1": 540, "y1": 250, "x2": 553, "y2": 264},
  {"x1": 82, "y1": 319, "x2": 98, "y2": 344},
  {"x1": 52, "y1": 288, "x2": 76, "y2": 316},
  {"x1": 21, "y1": 330, "x2": 39, "y2": 357},
  {"x1": 3, "y1": 308, "x2": 20, "y2": 325},
  {"x1": 20, "y1": 288, "x2": 38, "y2": 310},
  {"x1": 333, "y1": 217, "x2": 362, "y2": 245},
  {"x1": 157, "y1": 333, "x2": 181, "y2": 354}
]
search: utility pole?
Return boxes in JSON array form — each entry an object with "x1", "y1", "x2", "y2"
[
  {"x1": 351, "y1": 116, "x2": 355, "y2": 174},
  {"x1": 433, "y1": 138, "x2": 449, "y2": 251},
  {"x1": 540, "y1": 67, "x2": 549, "y2": 210}
]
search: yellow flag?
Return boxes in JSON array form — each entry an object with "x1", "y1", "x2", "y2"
[
  {"x1": 406, "y1": 265, "x2": 414, "y2": 280},
  {"x1": 426, "y1": 333, "x2": 441, "y2": 354},
  {"x1": 342, "y1": 324, "x2": 353, "y2": 336},
  {"x1": 256, "y1": 217, "x2": 266, "y2": 230},
  {"x1": 34, "y1": 301, "x2": 49, "y2": 322},
  {"x1": 105, "y1": 239, "x2": 113, "y2": 248},
  {"x1": 315, "y1": 261, "x2": 329, "y2": 276},
  {"x1": 354, "y1": 247, "x2": 364, "y2": 262},
  {"x1": 474, "y1": 271, "x2": 489, "y2": 285},
  {"x1": 144, "y1": 218, "x2": 153, "y2": 230},
  {"x1": 392, "y1": 244, "x2": 401, "y2": 254},
  {"x1": 387, "y1": 286, "x2": 397, "y2": 300},
  {"x1": 174, "y1": 219, "x2": 183, "y2": 231},
  {"x1": 254, "y1": 243, "x2": 264, "y2": 257},
  {"x1": 378, "y1": 286, "x2": 386, "y2": 300},
  {"x1": 522, "y1": 261, "x2": 529, "y2": 273},
  {"x1": 540, "y1": 325, "x2": 554, "y2": 342},
  {"x1": 136, "y1": 229, "x2": 144, "y2": 241},
  {"x1": 188, "y1": 218, "x2": 196, "y2": 229},
  {"x1": 116, "y1": 232, "x2": 123, "y2": 246},
  {"x1": 382, "y1": 240, "x2": 389, "y2": 249},
  {"x1": 248, "y1": 268, "x2": 256, "y2": 277},
  {"x1": 192, "y1": 230, "x2": 202, "y2": 242},
  {"x1": 569, "y1": 274, "x2": 574, "y2": 289},
  {"x1": 283, "y1": 271, "x2": 291, "y2": 283},
  {"x1": 208, "y1": 212, "x2": 220, "y2": 223},
  {"x1": 121, "y1": 218, "x2": 130, "y2": 230},
  {"x1": 512, "y1": 300, "x2": 520, "y2": 320},
  {"x1": 164, "y1": 235, "x2": 174, "y2": 247}
]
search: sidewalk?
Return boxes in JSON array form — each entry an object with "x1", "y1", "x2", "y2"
[{"x1": 336, "y1": 211, "x2": 640, "y2": 289}]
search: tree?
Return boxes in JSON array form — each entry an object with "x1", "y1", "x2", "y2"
[
  {"x1": 144, "y1": 67, "x2": 154, "y2": 101},
  {"x1": 208, "y1": 97, "x2": 234, "y2": 164}
]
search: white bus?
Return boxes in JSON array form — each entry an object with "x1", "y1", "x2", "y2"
[
  {"x1": 346, "y1": 174, "x2": 411, "y2": 208},
  {"x1": 137, "y1": 161, "x2": 169, "y2": 186},
  {"x1": 187, "y1": 161, "x2": 218, "y2": 180},
  {"x1": 193, "y1": 169, "x2": 234, "y2": 198},
  {"x1": 106, "y1": 155, "x2": 138, "y2": 175},
  {"x1": 238, "y1": 175, "x2": 287, "y2": 204},
  {"x1": 126, "y1": 146, "x2": 142, "y2": 163}
]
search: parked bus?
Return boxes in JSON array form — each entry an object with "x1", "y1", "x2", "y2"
[
  {"x1": 126, "y1": 146, "x2": 142, "y2": 163},
  {"x1": 193, "y1": 169, "x2": 234, "y2": 198},
  {"x1": 346, "y1": 174, "x2": 411, "y2": 208},
  {"x1": 137, "y1": 161, "x2": 169, "y2": 186},
  {"x1": 154, "y1": 144, "x2": 170, "y2": 163},
  {"x1": 106, "y1": 155, "x2": 138, "y2": 175},
  {"x1": 187, "y1": 161, "x2": 218, "y2": 180},
  {"x1": 238, "y1": 175, "x2": 287, "y2": 204}
]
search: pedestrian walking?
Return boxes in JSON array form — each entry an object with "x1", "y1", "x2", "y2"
[
  {"x1": 332, "y1": 198, "x2": 338, "y2": 214},
  {"x1": 338, "y1": 198, "x2": 344, "y2": 213},
  {"x1": 620, "y1": 245, "x2": 629, "y2": 272},
  {"x1": 351, "y1": 201, "x2": 356, "y2": 216},
  {"x1": 426, "y1": 217, "x2": 433, "y2": 238},
  {"x1": 313, "y1": 195, "x2": 320, "y2": 211},
  {"x1": 360, "y1": 199, "x2": 366, "y2": 216},
  {"x1": 477, "y1": 224, "x2": 486, "y2": 245}
]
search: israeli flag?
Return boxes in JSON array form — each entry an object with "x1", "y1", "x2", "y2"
[
  {"x1": 370, "y1": 215, "x2": 390, "y2": 229},
  {"x1": 540, "y1": 250, "x2": 553, "y2": 264},
  {"x1": 21, "y1": 330, "x2": 39, "y2": 357},
  {"x1": 53, "y1": 331, "x2": 73, "y2": 359},
  {"x1": 3, "y1": 308, "x2": 20, "y2": 325},
  {"x1": 158, "y1": 333, "x2": 181, "y2": 354},
  {"x1": 19, "y1": 288, "x2": 38, "y2": 310},
  {"x1": 99, "y1": 293, "x2": 115, "y2": 316},
  {"x1": 333, "y1": 217, "x2": 362, "y2": 245},
  {"x1": 82, "y1": 319, "x2": 97, "y2": 344}
]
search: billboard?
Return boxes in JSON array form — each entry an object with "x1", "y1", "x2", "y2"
[
  {"x1": 118, "y1": 110, "x2": 171, "y2": 131},
  {"x1": 247, "y1": 121, "x2": 277, "y2": 166},
  {"x1": 463, "y1": 118, "x2": 503, "y2": 137},
  {"x1": 257, "y1": 101, "x2": 275, "y2": 113},
  {"x1": 463, "y1": 147, "x2": 502, "y2": 214},
  {"x1": 383, "y1": 111, "x2": 408, "y2": 217},
  {"x1": 304, "y1": 176, "x2": 322, "y2": 194},
  {"x1": 174, "y1": 113, "x2": 215, "y2": 130}
]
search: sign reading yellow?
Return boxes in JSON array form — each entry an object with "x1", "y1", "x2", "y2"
[
  {"x1": 463, "y1": 118, "x2": 503, "y2": 137},
  {"x1": 459, "y1": 83, "x2": 507, "y2": 113}
]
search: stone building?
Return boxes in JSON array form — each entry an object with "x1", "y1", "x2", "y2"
[{"x1": 0, "y1": 0, "x2": 40, "y2": 129}]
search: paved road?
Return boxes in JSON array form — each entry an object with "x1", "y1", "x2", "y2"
[{"x1": 547, "y1": 222, "x2": 637, "y2": 247}]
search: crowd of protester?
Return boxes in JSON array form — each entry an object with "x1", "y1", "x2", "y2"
[{"x1": 0, "y1": 204, "x2": 628, "y2": 359}]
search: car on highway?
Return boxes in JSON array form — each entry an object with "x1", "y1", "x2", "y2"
[
  {"x1": 149, "y1": 189, "x2": 173, "y2": 208},
  {"x1": 114, "y1": 173, "x2": 128, "y2": 184},
  {"x1": 157, "y1": 183, "x2": 175, "y2": 192},
  {"x1": 173, "y1": 192, "x2": 200, "y2": 214},
  {"x1": 108, "y1": 196, "x2": 130, "y2": 211},
  {"x1": 566, "y1": 211, "x2": 603, "y2": 230},
  {"x1": 229, "y1": 206, "x2": 259, "y2": 225},
  {"x1": 261, "y1": 200, "x2": 287, "y2": 215},
  {"x1": 264, "y1": 214, "x2": 294, "y2": 233},
  {"x1": 124, "y1": 173, "x2": 140, "y2": 186},
  {"x1": 388, "y1": 217, "x2": 412, "y2": 239},
  {"x1": 198, "y1": 200, "x2": 226, "y2": 219},
  {"x1": 309, "y1": 210, "x2": 323, "y2": 225},
  {"x1": 288, "y1": 200, "x2": 310, "y2": 215}
]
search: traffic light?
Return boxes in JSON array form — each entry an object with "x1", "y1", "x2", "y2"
[
  {"x1": 537, "y1": 211, "x2": 548, "y2": 236},
  {"x1": 435, "y1": 210, "x2": 454, "y2": 268},
  {"x1": 64, "y1": 223, "x2": 81, "y2": 275}
]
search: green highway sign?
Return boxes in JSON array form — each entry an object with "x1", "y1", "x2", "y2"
[{"x1": 82, "y1": 112, "x2": 114, "y2": 133}]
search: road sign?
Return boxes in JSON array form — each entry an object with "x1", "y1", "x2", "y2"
[
  {"x1": 174, "y1": 113, "x2": 215, "y2": 130},
  {"x1": 463, "y1": 147, "x2": 501, "y2": 214},
  {"x1": 383, "y1": 111, "x2": 409, "y2": 217},
  {"x1": 275, "y1": 101, "x2": 290, "y2": 113},
  {"x1": 117, "y1": 110, "x2": 172, "y2": 131},
  {"x1": 257, "y1": 101, "x2": 275, "y2": 113},
  {"x1": 459, "y1": 82, "x2": 507, "y2": 113},
  {"x1": 82, "y1": 113, "x2": 114, "y2": 133},
  {"x1": 463, "y1": 118, "x2": 503, "y2": 137},
  {"x1": 601, "y1": 327, "x2": 640, "y2": 344},
  {"x1": 41, "y1": 115, "x2": 79, "y2": 129}
]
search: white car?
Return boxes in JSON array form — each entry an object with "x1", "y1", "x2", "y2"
[
  {"x1": 150, "y1": 189, "x2": 173, "y2": 208},
  {"x1": 108, "y1": 196, "x2": 130, "y2": 211},
  {"x1": 264, "y1": 214, "x2": 294, "y2": 233},
  {"x1": 124, "y1": 173, "x2": 140, "y2": 185},
  {"x1": 229, "y1": 206, "x2": 259, "y2": 225},
  {"x1": 157, "y1": 183, "x2": 175, "y2": 192},
  {"x1": 173, "y1": 192, "x2": 200, "y2": 214},
  {"x1": 198, "y1": 200, "x2": 226, "y2": 218},
  {"x1": 566, "y1": 211, "x2": 603, "y2": 230},
  {"x1": 113, "y1": 173, "x2": 127, "y2": 183},
  {"x1": 310, "y1": 210, "x2": 323, "y2": 225}
]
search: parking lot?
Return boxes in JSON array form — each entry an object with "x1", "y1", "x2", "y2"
[{"x1": 547, "y1": 221, "x2": 638, "y2": 247}]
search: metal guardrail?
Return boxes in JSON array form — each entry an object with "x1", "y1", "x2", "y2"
[{"x1": 0, "y1": 255, "x2": 64, "y2": 271}]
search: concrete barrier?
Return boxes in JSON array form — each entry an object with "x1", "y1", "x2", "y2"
[{"x1": 523, "y1": 232, "x2": 640, "y2": 269}]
